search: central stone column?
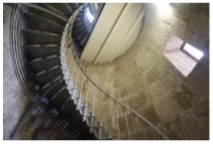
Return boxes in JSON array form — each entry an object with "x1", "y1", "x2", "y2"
[{"x1": 80, "y1": 3, "x2": 144, "y2": 64}]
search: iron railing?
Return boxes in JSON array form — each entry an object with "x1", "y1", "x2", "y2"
[
  {"x1": 60, "y1": 4, "x2": 169, "y2": 140},
  {"x1": 10, "y1": 3, "x2": 169, "y2": 140}
]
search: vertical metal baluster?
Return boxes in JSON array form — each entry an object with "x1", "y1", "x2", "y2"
[
  {"x1": 63, "y1": 46, "x2": 72, "y2": 78},
  {"x1": 124, "y1": 107, "x2": 131, "y2": 140},
  {"x1": 145, "y1": 122, "x2": 151, "y2": 140},
  {"x1": 90, "y1": 86, "x2": 96, "y2": 129},
  {"x1": 99, "y1": 91, "x2": 102, "y2": 122},
  {"x1": 133, "y1": 113, "x2": 141, "y2": 140},
  {"x1": 158, "y1": 134, "x2": 163, "y2": 140},
  {"x1": 71, "y1": 69, "x2": 80, "y2": 97},
  {"x1": 85, "y1": 81, "x2": 90, "y2": 104},
  {"x1": 107, "y1": 97, "x2": 110, "y2": 132},
  {"x1": 115, "y1": 101, "x2": 121, "y2": 140},
  {"x1": 68, "y1": 62, "x2": 76, "y2": 92},
  {"x1": 92, "y1": 86, "x2": 96, "y2": 113},
  {"x1": 77, "y1": 74, "x2": 84, "y2": 106},
  {"x1": 107, "y1": 96, "x2": 110, "y2": 137},
  {"x1": 83, "y1": 81, "x2": 89, "y2": 122}
]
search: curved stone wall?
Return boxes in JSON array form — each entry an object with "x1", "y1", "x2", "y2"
[{"x1": 81, "y1": 3, "x2": 209, "y2": 140}]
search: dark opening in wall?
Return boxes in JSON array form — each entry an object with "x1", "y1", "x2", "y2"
[{"x1": 163, "y1": 34, "x2": 203, "y2": 77}]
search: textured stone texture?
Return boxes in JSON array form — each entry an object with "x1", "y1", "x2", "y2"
[{"x1": 84, "y1": 3, "x2": 209, "y2": 140}]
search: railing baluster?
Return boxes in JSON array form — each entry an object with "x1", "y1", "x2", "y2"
[
  {"x1": 86, "y1": 81, "x2": 90, "y2": 104},
  {"x1": 145, "y1": 122, "x2": 151, "y2": 140},
  {"x1": 92, "y1": 86, "x2": 96, "y2": 114},
  {"x1": 64, "y1": 48, "x2": 74, "y2": 81},
  {"x1": 133, "y1": 113, "x2": 141, "y2": 140},
  {"x1": 58, "y1": 4, "x2": 169, "y2": 140},
  {"x1": 107, "y1": 97, "x2": 112, "y2": 139},
  {"x1": 68, "y1": 62, "x2": 77, "y2": 92},
  {"x1": 124, "y1": 107, "x2": 131, "y2": 140},
  {"x1": 99, "y1": 91, "x2": 102, "y2": 122},
  {"x1": 158, "y1": 134, "x2": 163, "y2": 140},
  {"x1": 115, "y1": 101, "x2": 121, "y2": 140},
  {"x1": 77, "y1": 74, "x2": 85, "y2": 106},
  {"x1": 107, "y1": 96, "x2": 110, "y2": 132},
  {"x1": 71, "y1": 69, "x2": 80, "y2": 97}
]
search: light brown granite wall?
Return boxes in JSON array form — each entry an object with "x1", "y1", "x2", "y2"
[{"x1": 82, "y1": 3, "x2": 209, "y2": 140}]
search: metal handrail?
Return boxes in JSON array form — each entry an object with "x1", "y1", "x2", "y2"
[
  {"x1": 61, "y1": 4, "x2": 169, "y2": 140},
  {"x1": 16, "y1": 3, "x2": 169, "y2": 140}
]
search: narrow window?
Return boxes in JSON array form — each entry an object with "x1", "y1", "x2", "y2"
[
  {"x1": 163, "y1": 34, "x2": 204, "y2": 77},
  {"x1": 182, "y1": 43, "x2": 204, "y2": 61}
]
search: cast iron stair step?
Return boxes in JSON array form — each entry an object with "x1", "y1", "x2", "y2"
[
  {"x1": 23, "y1": 29, "x2": 61, "y2": 44},
  {"x1": 24, "y1": 44, "x2": 60, "y2": 58},
  {"x1": 34, "y1": 65, "x2": 60, "y2": 77},
  {"x1": 25, "y1": 13, "x2": 64, "y2": 33},
  {"x1": 34, "y1": 67, "x2": 62, "y2": 86},
  {"x1": 39, "y1": 3, "x2": 66, "y2": 17},
  {"x1": 23, "y1": 29, "x2": 61, "y2": 37},
  {"x1": 24, "y1": 12, "x2": 64, "y2": 28},
  {"x1": 27, "y1": 57, "x2": 60, "y2": 76},
  {"x1": 45, "y1": 3, "x2": 73, "y2": 16},
  {"x1": 29, "y1": 6, "x2": 66, "y2": 25}
]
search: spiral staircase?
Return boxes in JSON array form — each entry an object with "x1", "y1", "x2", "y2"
[{"x1": 9, "y1": 3, "x2": 168, "y2": 140}]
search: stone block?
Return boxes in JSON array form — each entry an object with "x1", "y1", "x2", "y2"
[
  {"x1": 184, "y1": 10, "x2": 209, "y2": 50},
  {"x1": 154, "y1": 92, "x2": 181, "y2": 122},
  {"x1": 189, "y1": 3, "x2": 209, "y2": 14},
  {"x1": 133, "y1": 66, "x2": 144, "y2": 79},
  {"x1": 134, "y1": 47, "x2": 151, "y2": 67},
  {"x1": 86, "y1": 66, "x2": 97, "y2": 74},
  {"x1": 114, "y1": 79, "x2": 122, "y2": 88},
  {"x1": 124, "y1": 80, "x2": 144, "y2": 96},
  {"x1": 127, "y1": 90, "x2": 147, "y2": 110},
  {"x1": 170, "y1": 17, "x2": 188, "y2": 39},
  {"x1": 159, "y1": 117, "x2": 189, "y2": 140},
  {"x1": 137, "y1": 105, "x2": 161, "y2": 125},
  {"x1": 119, "y1": 88, "x2": 130, "y2": 99},
  {"x1": 180, "y1": 110, "x2": 209, "y2": 140},
  {"x1": 171, "y1": 3, "x2": 190, "y2": 21},
  {"x1": 171, "y1": 84, "x2": 197, "y2": 111},
  {"x1": 160, "y1": 73, "x2": 180, "y2": 90},
  {"x1": 148, "y1": 80, "x2": 168, "y2": 103},
  {"x1": 143, "y1": 68, "x2": 160, "y2": 86},
  {"x1": 146, "y1": 20, "x2": 171, "y2": 54},
  {"x1": 110, "y1": 66, "x2": 126, "y2": 79},
  {"x1": 96, "y1": 66, "x2": 113, "y2": 74}
]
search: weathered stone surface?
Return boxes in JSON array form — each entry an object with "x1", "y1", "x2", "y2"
[
  {"x1": 143, "y1": 67, "x2": 160, "y2": 86},
  {"x1": 170, "y1": 17, "x2": 188, "y2": 39},
  {"x1": 133, "y1": 66, "x2": 144, "y2": 79},
  {"x1": 146, "y1": 19, "x2": 171, "y2": 54},
  {"x1": 189, "y1": 3, "x2": 209, "y2": 14},
  {"x1": 171, "y1": 84, "x2": 197, "y2": 111},
  {"x1": 114, "y1": 79, "x2": 122, "y2": 88},
  {"x1": 148, "y1": 80, "x2": 168, "y2": 103},
  {"x1": 171, "y1": 3, "x2": 190, "y2": 21},
  {"x1": 78, "y1": 3, "x2": 209, "y2": 140},
  {"x1": 155, "y1": 92, "x2": 181, "y2": 121},
  {"x1": 184, "y1": 10, "x2": 209, "y2": 49},
  {"x1": 180, "y1": 109, "x2": 209, "y2": 140},
  {"x1": 138, "y1": 105, "x2": 161, "y2": 125},
  {"x1": 159, "y1": 117, "x2": 189, "y2": 140},
  {"x1": 127, "y1": 91, "x2": 147, "y2": 110}
]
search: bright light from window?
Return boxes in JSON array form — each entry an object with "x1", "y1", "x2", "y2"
[
  {"x1": 184, "y1": 43, "x2": 204, "y2": 60},
  {"x1": 85, "y1": 7, "x2": 94, "y2": 23},
  {"x1": 154, "y1": 2, "x2": 172, "y2": 15}
]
